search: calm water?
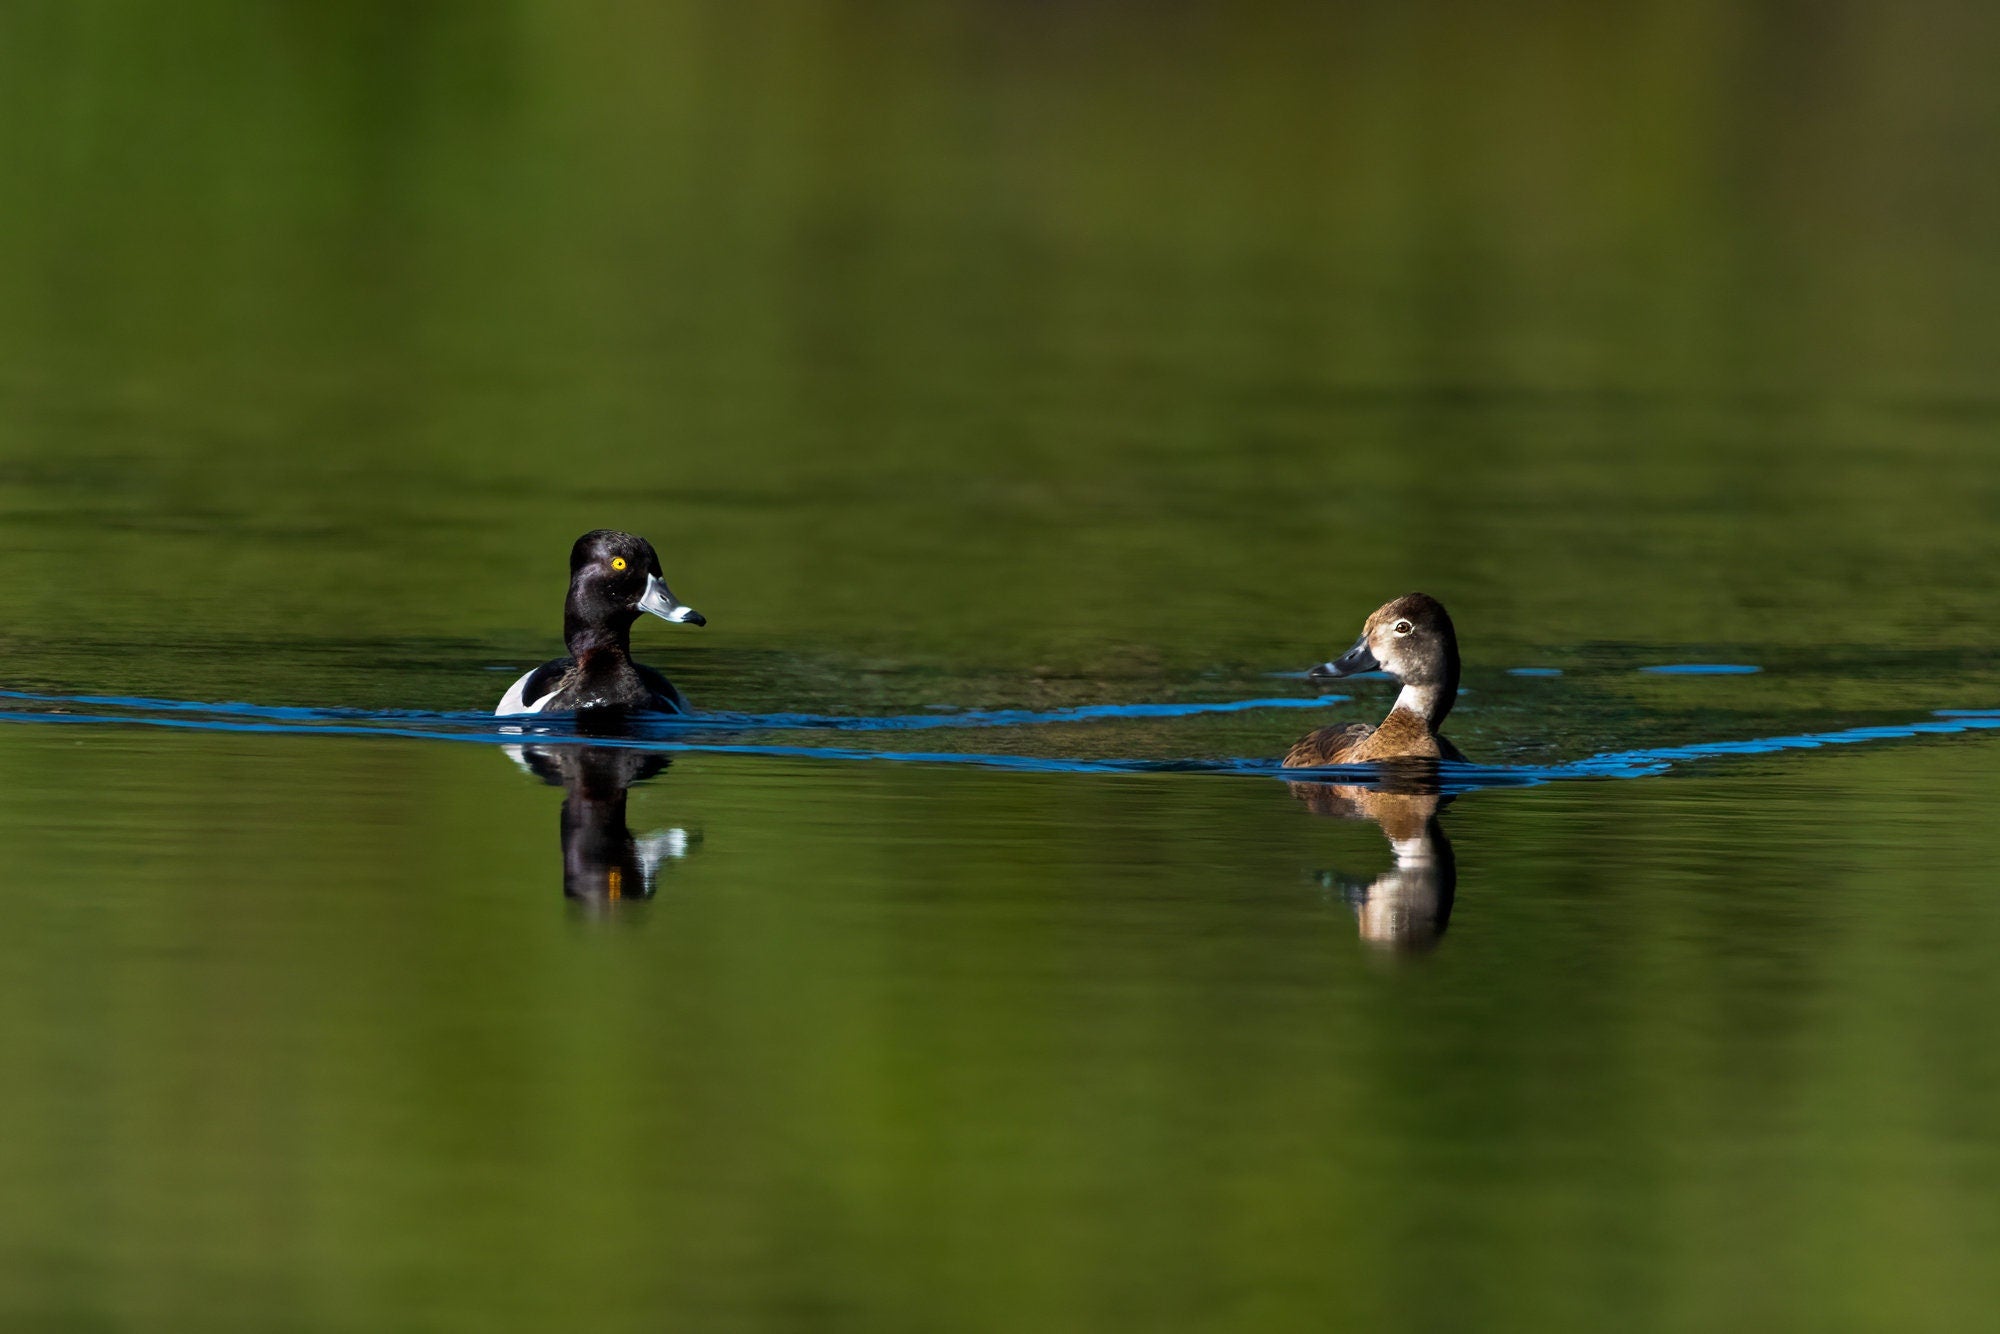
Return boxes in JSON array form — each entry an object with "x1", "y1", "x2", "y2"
[{"x1": 5, "y1": 4, "x2": 2000, "y2": 1331}]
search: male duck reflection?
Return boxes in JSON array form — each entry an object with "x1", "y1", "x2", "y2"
[
  {"x1": 1285, "y1": 593, "x2": 1466, "y2": 766},
  {"x1": 497, "y1": 530, "x2": 705, "y2": 717},
  {"x1": 507, "y1": 744, "x2": 697, "y2": 904}
]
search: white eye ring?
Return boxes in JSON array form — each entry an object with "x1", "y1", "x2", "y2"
[{"x1": 1393, "y1": 620, "x2": 1413, "y2": 635}]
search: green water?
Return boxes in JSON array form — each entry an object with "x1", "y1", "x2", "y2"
[{"x1": 4, "y1": 3, "x2": 2000, "y2": 1330}]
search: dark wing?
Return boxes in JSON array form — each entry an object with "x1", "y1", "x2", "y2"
[
  {"x1": 497, "y1": 656, "x2": 577, "y2": 715},
  {"x1": 522, "y1": 658, "x2": 574, "y2": 705},
  {"x1": 634, "y1": 663, "x2": 692, "y2": 714},
  {"x1": 1436, "y1": 735, "x2": 1468, "y2": 763},
  {"x1": 1284, "y1": 723, "x2": 1374, "y2": 768}
]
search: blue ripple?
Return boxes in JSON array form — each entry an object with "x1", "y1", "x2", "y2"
[
  {"x1": 1640, "y1": 664, "x2": 1762, "y2": 675},
  {"x1": 4, "y1": 689, "x2": 2000, "y2": 794}
]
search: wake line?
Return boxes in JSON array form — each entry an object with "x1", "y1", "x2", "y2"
[{"x1": 2, "y1": 694, "x2": 1997, "y2": 791}]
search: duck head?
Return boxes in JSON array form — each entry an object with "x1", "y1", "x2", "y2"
[
  {"x1": 1308, "y1": 593, "x2": 1459, "y2": 726},
  {"x1": 564, "y1": 529, "x2": 705, "y2": 651}
]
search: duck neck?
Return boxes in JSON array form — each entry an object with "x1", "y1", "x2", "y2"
[
  {"x1": 564, "y1": 591, "x2": 636, "y2": 662},
  {"x1": 1391, "y1": 665, "x2": 1458, "y2": 731},
  {"x1": 560, "y1": 787, "x2": 636, "y2": 899},
  {"x1": 1389, "y1": 815, "x2": 1451, "y2": 869}
]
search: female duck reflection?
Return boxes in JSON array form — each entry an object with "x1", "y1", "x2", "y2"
[
  {"x1": 1291, "y1": 776, "x2": 1456, "y2": 952},
  {"x1": 505, "y1": 744, "x2": 697, "y2": 905}
]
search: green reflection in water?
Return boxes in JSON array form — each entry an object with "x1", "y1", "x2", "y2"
[{"x1": 2, "y1": 731, "x2": 2000, "y2": 1332}]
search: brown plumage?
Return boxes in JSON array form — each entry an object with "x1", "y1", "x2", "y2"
[{"x1": 1283, "y1": 593, "x2": 1466, "y2": 766}]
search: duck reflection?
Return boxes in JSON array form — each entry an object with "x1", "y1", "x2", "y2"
[
  {"x1": 1291, "y1": 765, "x2": 1456, "y2": 952},
  {"x1": 505, "y1": 744, "x2": 697, "y2": 905}
]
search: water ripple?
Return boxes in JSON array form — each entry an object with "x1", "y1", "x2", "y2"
[
  {"x1": 1640, "y1": 663, "x2": 1763, "y2": 675},
  {"x1": 2, "y1": 689, "x2": 1997, "y2": 791}
]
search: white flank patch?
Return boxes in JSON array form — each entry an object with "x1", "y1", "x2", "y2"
[{"x1": 495, "y1": 670, "x2": 555, "y2": 716}]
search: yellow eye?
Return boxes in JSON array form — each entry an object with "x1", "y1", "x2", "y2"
[{"x1": 610, "y1": 557, "x2": 628, "y2": 571}]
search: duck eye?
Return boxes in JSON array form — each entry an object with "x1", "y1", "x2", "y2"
[
  {"x1": 610, "y1": 557, "x2": 628, "y2": 571},
  {"x1": 1393, "y1": 620, "x2": 1413, "y2": 635}
]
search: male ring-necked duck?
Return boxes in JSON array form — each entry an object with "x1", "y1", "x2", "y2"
[
  {"x1": 495, "y1": 530, "x2": 705, "y2": 717},
  {"x1": 1284, "y1": 592, "x2": 1466, "y2": 766}
]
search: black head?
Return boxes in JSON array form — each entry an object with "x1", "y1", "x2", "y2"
[{"x1": 563, "y1": 529, "x2": 705, "y2": 651}]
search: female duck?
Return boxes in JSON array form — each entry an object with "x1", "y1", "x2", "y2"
[
  {"x1": 1284, "y1": 593, "x2": 1466, "y2": 766},
  {"x1": 496, "y1": 530, "x2": 706, "y2": 717}
]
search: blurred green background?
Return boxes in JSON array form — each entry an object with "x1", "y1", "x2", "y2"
[
  {"x1": 3, "y1": 0, "x2": 1998, "y2": 699},
  {"x1": 2, "y1": 3, "x2": 2000, "y2": 1331}
]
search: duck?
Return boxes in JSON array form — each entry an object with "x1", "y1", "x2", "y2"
[
  {"x1": 1284, "y1": 592, "x2": 1466, "y2": 766},
  {"x1": 495, "y1": 530, "x2": 706, "y2": 717}
]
